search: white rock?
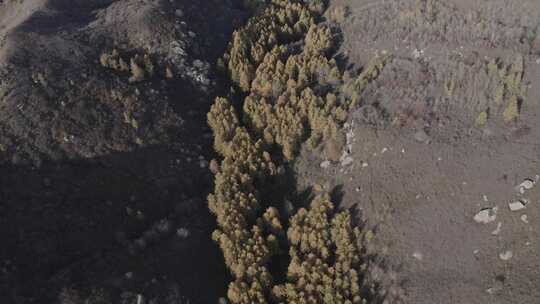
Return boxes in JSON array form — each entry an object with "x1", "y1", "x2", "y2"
[
  {"x1": 509, "y1": 200, "x2": 527, "y2": 211},
  {"x1": 516, "y1": 179, "x2": 535, "y2": 194},
  {"x1": 346, "y1": 129, "x2": 355, "y2": 142},
  {"x1": 218, "y1": 297, "x2": 228, "y2": 304},
  {"x1": 199, "y1": 160, "x2": 208, "y2": 168},
  {"x1": 361, "y1": 162, "x2": 369, "y2": 168},
  {"x1": 412, "y1": 251, "x2": 423, "y2": 260},
  {"x1": 491, "y1": 222, "x2": 502, "y2": 235},
  {"x1": 474, "y1": 207, "x2": 497, "y2": 224},
  {"x1": 521, "y1": 214, "x2": 529, "y2": 223},
  {"x1": 499, "y1": 250, "x2": 513, "y2": 261},
  {"x1": 320, "y1": 160, "x2": 331, "y2": 169},
  {"x1": 176, "y1": 228, "x2": 190, "y2": 239},
  {"x1": 381, "y1": 147, "x2": 388, "y2": 154},
  {"x1": 414, "y1": 130, "x2": 430, "y2": 143},
  {"x1": 341, "y1": 157, "x2": 354, "y2": 167},
  {"x1": 482, "y1": 195, "x2": 488, "y2": 202}
]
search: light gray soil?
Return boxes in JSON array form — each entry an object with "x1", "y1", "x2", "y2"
[{"x1": 295, "y1": 0, "x2": 540, "y2": 303}]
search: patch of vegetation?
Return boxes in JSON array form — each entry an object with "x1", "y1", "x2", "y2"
[
  {"x1": 100, "y1": 50, "x2": 156, "y2": 83},
  {"x1": 486, "y1": 55, "x2": 526, "y2": 123},
  {"x1": 273, "y1": 194, "x2": 367, "y2": 304},
  {"x1": 207, "y1": 0, "x2": 389, "y2": 303},
  {"x1": 475, "y1": 111, "x2": 488, "y2": 127}
]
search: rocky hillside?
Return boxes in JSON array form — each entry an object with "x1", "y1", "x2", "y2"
[{"x1": 0, "y1": 0, "x2": 247, "y2": 303}]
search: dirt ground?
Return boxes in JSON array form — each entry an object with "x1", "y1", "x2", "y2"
[{"x1": 294, "y1": 0, "x2": 540, "y2": 303}]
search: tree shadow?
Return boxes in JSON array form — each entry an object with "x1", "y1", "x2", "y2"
[{"x1": 0, "y1": 145, "x2": 228, "y2": 303}]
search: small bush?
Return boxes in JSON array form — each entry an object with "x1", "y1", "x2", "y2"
[
  {"x1": 100, "y1": 50, "x2": 156, "y2": 83},
  {"x1": 485, "y1": 55, "x2": 526, "y2": 123}
]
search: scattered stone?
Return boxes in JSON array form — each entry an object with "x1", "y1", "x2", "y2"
[
  {"x1": 156, "y1": 219, "x2": 172, "y2": 233},
  {"x1": 341, "y1": 156, "x2": 354, "y2": 167},
  {"x1": 125, "y1": 272, "x2": 134, "y2": 279},
  {"x1": 491, "y1": 222, "x2": 502, "y2": 235},
  {"x1": 137, "y1": 294, "x2": 145, "y2": 304},
  {"x1": 474, "y1": 207, "x2": 497, "y2": 224},
  {"x1": 165, "y1": 66, "x2": 174, "y2": 79},
  {"x1": 193, "y1": 59, "x2": 205, "y2": 69},
  {"x1": 176, "y1": 228, "x2": 190, "y2": 239},
  {"x1": 473, "y1": 249, "x2": 480, "y2": 255},
  {"x1": 320, "y1": 160, "x2": 331, "y2": 169},
  {"x1": 412, "y1": 251, "x2": 423, "y2": 260},
  {"x1": 414, "y1": 129, "x2": 430, "y2": 143},
  {"x1": 361, "y1": 162, "x2": 369, "y2": 168},
  {"x1": 486, "y1": 278, "x2": 504, "y2": 294},
  {"x1": 516, "y1": 179, "x2": 535, "y2": 194},
  {"x1": 482, "y1": 195, "x2": 488, "y2": 202},
  {"x1": 218, "y1": 297, "x2": 228, "y2": 304},
  {"x1": 199, "y1": 159, "x2": 208, "y2": 168},
  {"x1": 499, "y1": 250, "x2": 513, "y2": 261},
  {"x1": 509, "y1": 199, "x2": 528, "y2": 211},
  {"x1": 412, "y1": 48, "x2": 424, "y2": 59},
  {"x1": 136, "y1": 211, "x2": 145, "y2": 221},
  {"x1": 175, "y1": 9, "x2": 184, "y2": 18},
  {"x1": 345, "y1": 130, "x2": 354, "y2": 143},
  {"x1": 521, "y1": 214, "x2": 529, "y2": 223},
  {"x1": 381, "y1": 147, "x2": 388, "y2": 153}
]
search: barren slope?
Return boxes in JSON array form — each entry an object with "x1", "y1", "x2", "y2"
[
  {"x1": 293, "y1": 0, "x2": 540, "y2": 303},
  {"x1": 0, "y1": 0, "x2": 246, "y2": 303}
]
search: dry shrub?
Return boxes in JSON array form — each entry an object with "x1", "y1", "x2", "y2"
[
  {"x1": 326, "y1": 5, "x2": 349, "y2": 23},
  {"x1": 100, "y1": 50, "x2": 155, "y2": 83}
]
